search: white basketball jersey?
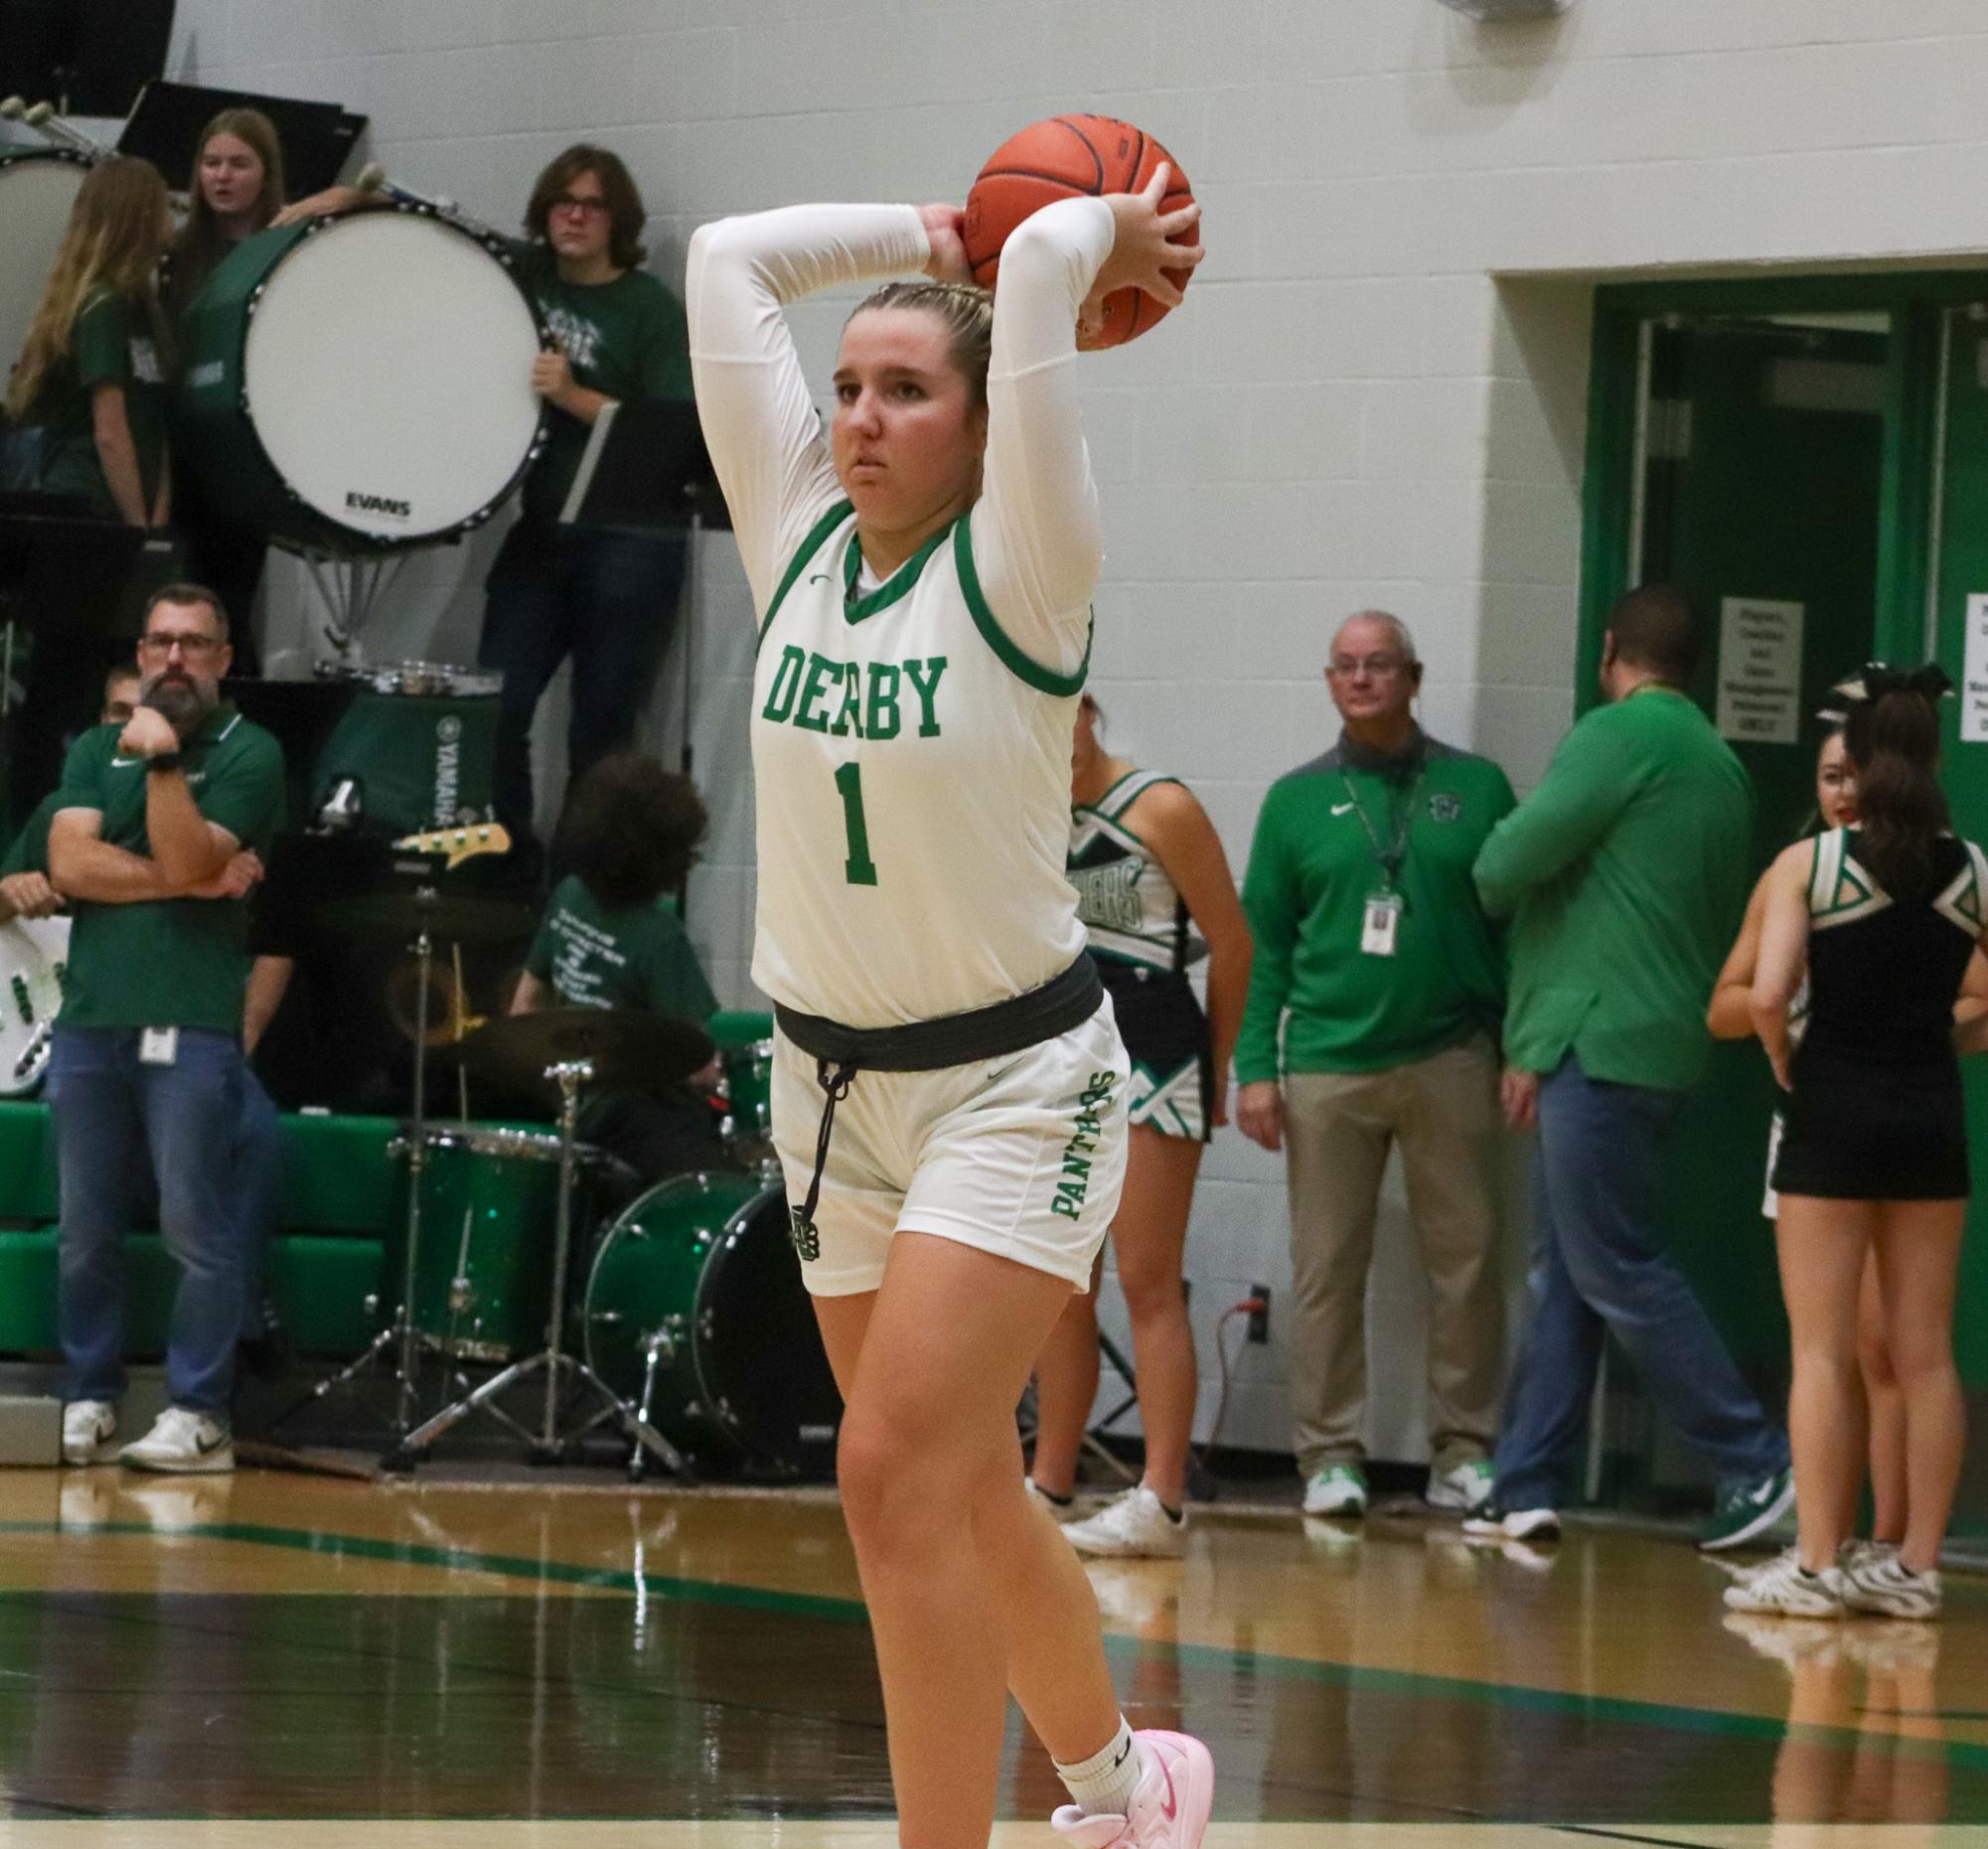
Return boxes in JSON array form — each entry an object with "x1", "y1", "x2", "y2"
[{"x1": 751, "y1": 500, "x2": 1090, "y2": 1028}]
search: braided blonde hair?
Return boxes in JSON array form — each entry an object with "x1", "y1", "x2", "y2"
[{"x1": 851, "y1": 279, "x2": 994, "y2": 407}]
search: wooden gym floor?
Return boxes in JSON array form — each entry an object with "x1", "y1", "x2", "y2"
[{"x1": 0, "y1": 1467, "x2": 1981, "y2": 1846}]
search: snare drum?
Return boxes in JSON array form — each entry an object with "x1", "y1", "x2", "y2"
[
  {"x1": 582, "y1": 1173, "x2": 841, "y2": 1476},
  {"x1": 312, "y1": 659, "x2": 501, "y2": 835},
  {"x1": 715, "y1": 1039, "x2": 776, "y2": 1172},
  {"x1": 175, "y1": 209, "x2": 544, "y2": 552},
  {"x1": 381, "y1": 1125, "x2": 599, "y2": 1363},
  {"x1": 0, "y1": 148, "x2": 89, "y2": 389}
]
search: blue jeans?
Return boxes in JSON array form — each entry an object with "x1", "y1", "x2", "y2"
[
  {"x1": 51, "y1": 1027, "x2": 245, "y2": 1415},
  {"x1": 1490, "y1": 1055, "x2": 1789, "y2": 1507},
  {"x1": 478, "y1": 522, "x2": 688, "y2": 846}
]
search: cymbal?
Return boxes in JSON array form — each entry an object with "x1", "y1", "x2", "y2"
[
  {"x1": 318, "y1": 889, "x2": 537, "y2": 945},
  {"x1": 449, "y1": 1006, "x2": 715, "y2": 1094}
]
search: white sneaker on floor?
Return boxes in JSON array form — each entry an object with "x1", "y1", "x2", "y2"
[
  {"x1": 1839, "y1": 1552, "x2": 1940, "y2": 1619},
  {"x1": 1301, "y1": 1464, "x2": 1367, "y2": 1518},
  {"x1": 1838, "y1": 1537, "x2": 1901, "y2": 1576},
  {"x1": 1426, "y1": 1458, "x2": 1495, "y2": 1512},
  {"x1": 1062, "y1": 1486, "x2": 1186, "y2": 1559},
  {"x1": 1051, "y1": 1728, "x2": 1214, "y2": 1849},
  {"x1": 1722, "y1": 1550, "x2": 1844, "y2": 1617},
  {"x1": 118, "y1": 1408, "x2": 233, "y2": 1475},
  {"x1": 61, "y1": 1399, "x2": 117, "y2": 1466},
  {"x1": 1460, "y1": 1502, "x2": 1561, "y2": 1543}
]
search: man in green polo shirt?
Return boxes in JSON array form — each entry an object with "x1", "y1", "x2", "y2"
[
  {"x1": 47, "y1": 584, "x2": 283, "y2": 1477},
  {"x1": 1236, "y1": 611, "x2": 1516, "y2": 1522},
  {"x1": 1461, "y1": 585, "x2": 1792, "y2": 1552}
]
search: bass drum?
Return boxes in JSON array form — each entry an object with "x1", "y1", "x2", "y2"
[
  {"x1": 175, "y1": 207, "x2": 544, "y2": 553},
  {"x1": 583, "y1": 1172, "x2": 841, "y2": 1479},
  {"x1": 0, "y1": 149, "x2": 89, "y2": 386}
]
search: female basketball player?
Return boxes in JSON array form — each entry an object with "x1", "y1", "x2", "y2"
[
  {"x1": 1739, "y1": 670, "x2": 1982, "y2": 1619},
  {"x1": 688, "y1": 167, "x2": 1208, "y2": 1849},
  {"x1": 167, "y1": 108, "x2": 288, "y2": 671},
  {"x1": 1030, "y1": 692, "x2": 1251, "y2": 1557}
]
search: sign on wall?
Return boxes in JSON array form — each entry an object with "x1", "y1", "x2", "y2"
[
  {"x1": 1716, "y1": 597, "x2": 1804, "y2": 745},
  {"x1": 1963, "y1": 594, "x2": 1988, "y2": 743}
]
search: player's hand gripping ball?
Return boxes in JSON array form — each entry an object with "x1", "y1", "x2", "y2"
[{"x1": 964, "y1": 115, "x2": 1199, "y2": 348}]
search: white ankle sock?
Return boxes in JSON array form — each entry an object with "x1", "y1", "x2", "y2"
[{"x1": 1055, "y1": 1718, "x2": 1143, "y2": 1818}]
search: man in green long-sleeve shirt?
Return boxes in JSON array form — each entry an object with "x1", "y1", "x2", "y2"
[
  {"x1": 1461, "y1": 585, "x2": 1792, "y2": 1552},
  {"x1": 1236, "y1": 612, "x2": 1516, "y2": 1520}
]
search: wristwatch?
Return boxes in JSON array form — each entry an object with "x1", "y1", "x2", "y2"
[{"x1": 145, "y1": 752, "x2": 185, "y2": 775}]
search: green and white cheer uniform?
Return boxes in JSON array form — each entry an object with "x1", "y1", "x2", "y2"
[
  {"x1": 688, "y1": 197, "x2": 1130, "y2": 1296},
  {"x1": 1070, "y1": 770, "x2": 1214, "y2": 1142}
]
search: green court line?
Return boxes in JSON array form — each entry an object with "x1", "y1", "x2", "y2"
[{"x1": 6, "y1": 1517, "x2": 1986, "y2": 1775}]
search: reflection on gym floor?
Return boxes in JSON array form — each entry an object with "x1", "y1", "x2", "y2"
[{"x1": 0, "y1": 1469, "x2": 1980, "y2": 1844}]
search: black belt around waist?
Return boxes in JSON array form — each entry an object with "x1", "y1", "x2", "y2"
[{"x1": 774, "y1": 957, "x2": 1105, "y2": 1261}]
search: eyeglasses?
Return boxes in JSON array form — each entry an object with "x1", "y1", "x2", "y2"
[
  {"x1": 547, "y1": 194, "x2": 610, "y2": 218},
  {"x1": 1327, "y1": 655, "x2": 1410, "y2": 679},
  {"x1": 138, "y1": 632, "x2": 222, "y2": 659}
]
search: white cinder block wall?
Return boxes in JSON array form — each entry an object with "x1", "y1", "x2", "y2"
[{"x1": 153, "y1": 0, "x2": 1985, "y2": 1460}]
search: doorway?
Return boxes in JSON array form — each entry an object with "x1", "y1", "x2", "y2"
[{"x1": 1581, "y1": 273, "x2": 1988, "y2": 1522}]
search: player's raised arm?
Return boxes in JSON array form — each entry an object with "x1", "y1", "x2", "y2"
[
  {"x1": 688, "y1": 205, "x2": 933, "y2": 616},
  {"x1": 973, "y1": 166, "x2": 1203, "y2": 675}
]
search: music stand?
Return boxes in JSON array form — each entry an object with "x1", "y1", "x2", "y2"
[
  {"x1": 119, "y1": 79, "x2": 367, "y2": 197},
  {"x1": 558, "y1": 400, "x2": 727, "y2": 918}
]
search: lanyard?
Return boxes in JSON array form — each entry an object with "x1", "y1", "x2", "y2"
[{"x1": 1339, "y1": 771, "x2": 1420, "y2": 889}]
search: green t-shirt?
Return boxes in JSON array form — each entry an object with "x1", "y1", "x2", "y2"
[
  {"x1": 1236, "y1": 735, "x2": 1516, "y2": 1080},
  {"x1": 54, "y1": 704, "x2": 286, "y2": 1034},
  {"x1": 33, "y1": 288, "x2": 171, "y2": 516},
  {"x1": 505, "y1": 241, "x2": 691, "y2": 527},
  {"x1": 526, "y1": 875, "x2": 715, "y2": 1024},
  {"x1": 0, "y1": 793, "x2": 60, "y2": 878},
  {"x1": 1474, "y1": 686, "x2": 1755, "y2": 1092}
]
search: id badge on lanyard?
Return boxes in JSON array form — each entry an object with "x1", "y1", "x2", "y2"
[
  {"x1": 1340, "y1": 770, "x2": 1415, "y2": 959},
  {"x1": 1361, "y1": 890, "x2": 1403, "y2": 958}
]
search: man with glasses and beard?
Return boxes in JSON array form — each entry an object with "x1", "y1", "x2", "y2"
[{"x1": 47, "y1": 584, "x2": 283, "y2": 1474}]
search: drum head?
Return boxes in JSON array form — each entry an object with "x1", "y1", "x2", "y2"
[
  {"x1": 0, "y1": 153, "x2": 89, "y2": 403},
  {"x1": 242, "y1": 212, "x2": 542, "y2": 542},
  {"x1": 695, "y1": 1189, "x2": 842, "y2": 1477}
]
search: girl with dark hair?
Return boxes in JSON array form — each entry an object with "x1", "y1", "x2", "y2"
[
  {"x1": 1029, "y1": 690, "x2": 1251, "y2": 1556},
  {"x1": 283, "y1": 143, "x2": 691, "y2": 868},
  {"x1": 1740, "y1": 668, "x2": 1983, "y2": 1619},
  {"x1": 510, "y1": 752, "x2": 728, "y2": 1180},
  {"x1": 167, "y1": 107, "x2": 288, "y2": 673}
]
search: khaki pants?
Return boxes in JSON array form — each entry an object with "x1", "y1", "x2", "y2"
[{"x1": 1284, "y1": 1039, "x2": 1503, "y2": 1475}]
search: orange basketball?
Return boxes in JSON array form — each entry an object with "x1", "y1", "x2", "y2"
[{"x1": 963, "y1": 115, "x2": 1197, "y2": 348}]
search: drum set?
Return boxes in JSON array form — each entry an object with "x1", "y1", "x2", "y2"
[{"x1": 275, "y1": 880, "x2": 838, "y2": 1483}]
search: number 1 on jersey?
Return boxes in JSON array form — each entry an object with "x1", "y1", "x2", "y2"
[{"x1": 835, "y1": 761, "x2": 878, "y2": 886}]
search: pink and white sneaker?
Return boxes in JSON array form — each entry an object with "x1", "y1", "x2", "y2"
[{"x1": 1050, "y1": 1730, "x2": 1214, "y2": 1849}]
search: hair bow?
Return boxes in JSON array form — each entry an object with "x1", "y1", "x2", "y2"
[{"x1": 1814, "y1": 661, "x2": 1952, "y2": 726}]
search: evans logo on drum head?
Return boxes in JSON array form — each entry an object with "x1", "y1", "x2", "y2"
[{"x1": 347, "y1": 491, "x2": 412, "y2": 519}]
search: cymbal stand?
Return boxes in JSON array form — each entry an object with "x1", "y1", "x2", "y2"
[
  {"x1": 270, "y1": 901, "x2": 441, "y2": 1450},
  {"x1": 394, "y1": 1057, "x2": 693, "y2": 1480}
]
